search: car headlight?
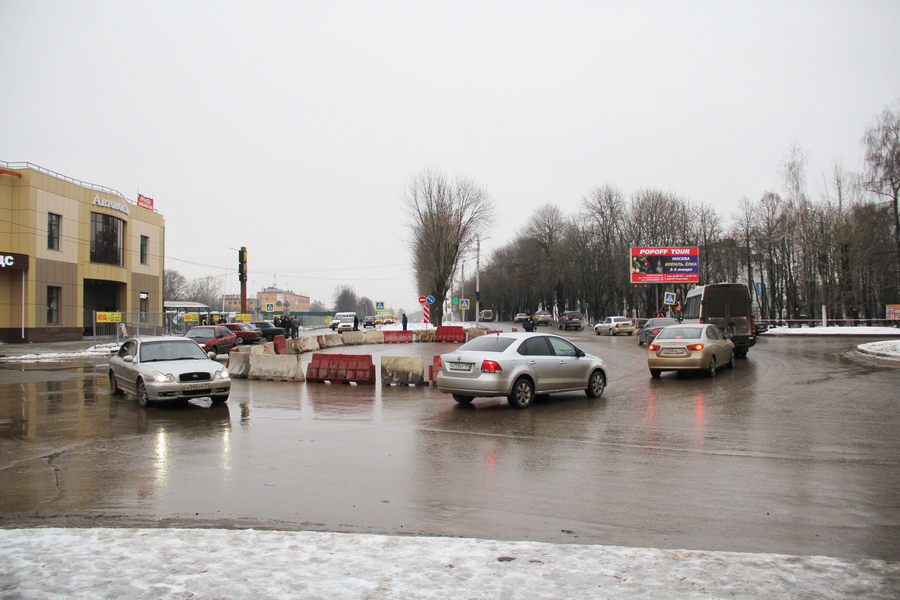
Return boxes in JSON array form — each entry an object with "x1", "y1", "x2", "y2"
[
  {"x1": 151, "y1": 371, "x2": 176, "y2": 383},
  {"x1": 215, "y1": 368, "x2": 230, "y2": 379}
]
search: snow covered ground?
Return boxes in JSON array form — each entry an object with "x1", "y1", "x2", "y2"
[{"x1": 1, "y1": 528, "x2": 897, "y2": 599}]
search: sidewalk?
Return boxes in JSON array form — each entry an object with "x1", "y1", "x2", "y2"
[{"x1": 1, "y1": 528, "x2": 897, "y2": 599}]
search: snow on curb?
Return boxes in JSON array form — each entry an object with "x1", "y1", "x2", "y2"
[{"x1": 856, "y1": 340, "x2": 900, "y2": 361}]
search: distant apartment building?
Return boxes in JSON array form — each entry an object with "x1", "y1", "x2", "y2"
[
  {"x1": 256, "y1": 287, "x2": 310, "y2": 314},
  {"x1": 1, "y1": 162, "x2": 164, "y2": 342},
  {"x1": 222, "y1": 294, "x2": 259, "y2": 313}
]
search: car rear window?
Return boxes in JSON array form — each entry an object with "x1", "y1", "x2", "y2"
[
  {"x1": 457, "y1": 336, "x2": 516, "y2": 352},
  {"x1": 656, "y1": 327, "x2": 702, "y2": 340}
]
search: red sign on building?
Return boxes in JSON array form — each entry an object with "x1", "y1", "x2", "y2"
[{"x1": 137, "y1": 194, "x2": 154, "y2": 210}]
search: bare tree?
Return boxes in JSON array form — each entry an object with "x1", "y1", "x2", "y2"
[
  {"x1": 863, "y1": 99, "x2": 900, "y2": 281},
  {"x1": 163, "y1": 269, "x2": 187, "y2": 301},
  {"x1": 184, "y1": 276, "x2": 223, "y2": 309},
  {"x1": 333, "y1": 285, "x2": 359, "y2": 312},
  {"x1": 403, "y1": 168, "x2": 494, "y2": 325}
]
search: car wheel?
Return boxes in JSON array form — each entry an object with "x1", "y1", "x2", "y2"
[
  {"x1": 211, "y1": 345, "x2": 218, "y2": 356},
  {"x1": 628, "y1": 332, "x2": 633, "y2": 336},
  {"x1": 267, "y1": 334, "x2": 274, "y2": 342},
  {"x1": 595, "y1": 328, "x2": 600, "y2": 335},
  {"x1": 727, "y1": 350, "x2": 735, "y2": 369},
  {"x1": 136, "y1": 379, "x2": 150, "y2": 407},
  {"x1": 650, "y1": 369, "x2": 661, "y2": 378},
  {"x1": 452, "y1": 394, "x2": 474, "y2": 404},
  {"x1": 707, "y1": 356, "x2": 717, "y2": 378},
  {"x1": 109, "y1": 370, "x2": 123, "y2": 396},
  {"x1": 507, "y1": 378, "x2": 535, "y2": 409},
  {"x1": 586, "y1": 370, "x2": 605, "y2": 398},
  {"x1": 610, "y1": 330, "x2": 616, "y2": 336},
  {"x1": 235, "y1": 337, "x2": 243, "y2": 345},
  {"x1": 638, "y1": 337, "x2": 644, "y2": 346},
  {"x1": 210, "y1": 393, "x2": 229, "y2": 404}
]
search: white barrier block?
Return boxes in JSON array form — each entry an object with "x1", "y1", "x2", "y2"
[
  {"x1": 262, "y1": 341, "x2": 275, "y2": 354},
  {"x1": 341, "y1": 331, "x2": 366, "y2": 345},
  {"x1": 365, "y1": 330, "x2": 385, "y2": 344},
  {"x1": 466, "y1": 329, "x2": 486, "y2": 341},
  {"x1": 247, "y1": 354, "x2": 305, "y2": 381},
  {"x1": 227, "y1": 351, "x2": 250, "y2": 378},
  {"x1": 298, "y1": 336, "x2": 320, "y2": 352},
  {"x1": 322, "y1": 333, "x2": 344, "y2": 348},
  {"x1": 381, "y1": 356, "x2": 425, "y2": 386}
]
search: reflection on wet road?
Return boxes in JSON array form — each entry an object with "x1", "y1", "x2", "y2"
[{"x1": 0, "y1": 334, "x2": 897, "y2": 561}]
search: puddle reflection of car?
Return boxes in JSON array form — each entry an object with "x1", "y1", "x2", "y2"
[
  {"x1": 647, "y1": 324, "x2": 734, "y2": 378},
  {"x1": 436, "y1": 332, "x2": 608, "y2": 409},
  {"x1": 109, "y1": 337, "x2": 231, "y2": 407}
]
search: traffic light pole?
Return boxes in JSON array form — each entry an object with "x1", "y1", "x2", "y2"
[{"x1": 239, "y1": 247, "x2": 248, "y2": 314}]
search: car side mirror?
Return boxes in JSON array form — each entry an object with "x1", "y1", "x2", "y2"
[
  {"x1": 576, "y1": 348, "x2": 585, "y2": 358},
  {"x1": 725, "y1": 333, "x2": 733, "y2": 339},
  {"x1": 123, "y1": 355, "x2": 133, "y2": 363}
]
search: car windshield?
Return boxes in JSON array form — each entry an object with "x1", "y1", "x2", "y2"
[
  {"x1": 140, "y1": 340, "x2": 209, "y2": 362},
  {"x1": 457, "y1": 336, "x2": 516, "y2": 352},
  {"x1": 656, "y1": 327, "x2": 702, "y2": 340},
  {"x1": 186, "y1": 329, "x2": 213, "y2": 339}
]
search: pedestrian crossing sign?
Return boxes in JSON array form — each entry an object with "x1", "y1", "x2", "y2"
[
  {"x1": 375, "y1": 301, "x2": 385, "y2": 311},
  {"x1": 664, "y1": 292, "x2": 676, "y2": 305},
  {"x1": 460, "y1": 299, "x2": 470, "y2": 309}
]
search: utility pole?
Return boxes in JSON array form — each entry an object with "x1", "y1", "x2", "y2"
[
  {"x1": 475, "y1": 236, "x2": 481, "y2": 326},
  {"x1": 238, "y1": 247, "x2": 248, "y2": 314}
]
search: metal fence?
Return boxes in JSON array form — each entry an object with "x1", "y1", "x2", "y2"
[{"x1": 92, "y1": 311, "x2": 167, "y2": 345}]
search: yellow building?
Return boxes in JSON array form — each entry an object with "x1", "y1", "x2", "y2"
[
  {"x1": 0, "y1": 162, "x2": 165, "y2": 342},
  {"x1": 256, "y1": 287, "x2": 310, "y2": 315}
]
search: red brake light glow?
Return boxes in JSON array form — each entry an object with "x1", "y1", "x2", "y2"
[
  {"x1": 481, "y1": 359, "x2": 502, "y2": 373},
  {"x1": 438, "y1": 357, "x2": 443, "y2": 368},
  {"x1": 648, "y1": 344, "x2": 660, "y2": 351},
  {"x1": 686, "y1": 344, "x2": 704, "y2": 351}
]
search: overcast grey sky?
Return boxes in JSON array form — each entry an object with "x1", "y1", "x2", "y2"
[{"x1": 3, "y1": 1, "x2": 899, "y2": 311}]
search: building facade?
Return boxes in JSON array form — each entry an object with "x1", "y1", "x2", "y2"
[
  {"x1": 0, "y1": 162, "x2": 165, "y2": 342},
  {"x1": 256, "y1": 287, "x2": 310, "y2": 315},
  {"x1": 222, "y1": 293, "x2": 259, "y2": 314}
]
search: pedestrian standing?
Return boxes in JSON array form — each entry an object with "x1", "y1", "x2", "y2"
[
  {"x1": 353, "y1": 314, "x2": 359, "y2": 331},
  {"x1": 522, "y1": 313, "x2": 536, "y2": 332},
  {"x1": 292, "y1": 316, "x2": 300, "y2": 338},
  {"x1": 402, "y1": 313, "x2": 408, "y2": 331}
]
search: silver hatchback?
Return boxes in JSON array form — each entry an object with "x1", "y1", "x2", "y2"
[{"x1": 436, "y1": 332, "x2": 608, "y2": 409}]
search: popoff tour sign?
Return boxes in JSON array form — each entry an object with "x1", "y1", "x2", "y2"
[{"x1": 630, "y1": 247, "x2": 699, "y2": 284}]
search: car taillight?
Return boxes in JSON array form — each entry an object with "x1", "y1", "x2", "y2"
[
  {"x1": 648, "y1": 344, "x2": 660, "y2": 351},
  {"x1": 481, "y1": 359, "x2": 502, "y2": 373},
  {"x1": 438, "y1": 357, "x2": 442, "y2": 368},
  {"x1": 651, "y1": 329, "x2": 660, "y2": 334},
  {"x1": 686, "y1": 344, "x2": 704, "y2": 351}
]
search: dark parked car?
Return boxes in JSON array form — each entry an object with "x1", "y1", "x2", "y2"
[
  {"x1": 223, "y1": 322, "x2": 261, "y2": 345},
  {"x1": 558, "y1": 311, "x2": 584, "y2": 330},
  {"x1": 185, "y1": 325, "x2": 237, "y2": 355},
  {"x1": 637, "y1": 317, "x2": 679, "y2": 346},
  {"x1": 363, "y1": 316, "x2": 376, "y2": 328},
  {"x1": 250, "y1": 321, "x2": 285, "y2": 342}
]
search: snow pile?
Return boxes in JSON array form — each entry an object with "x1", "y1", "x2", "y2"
[
  {"x1": 1, "y1": 528, "x2": 897, "y2": 600},
  {"x1": 857, "y1": 339, "x2": 900, "y2": 361},
  {"x1": 765, "y1": 325, "x2": 899, "y2": 336},
  {"x1": 0, "y1": 342, "x2": 118, "y2": 363}
]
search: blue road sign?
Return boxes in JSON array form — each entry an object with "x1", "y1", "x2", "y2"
[
  {"x1": 426, "y1": 295, "x2": 435, "y2": 305},
  {"x1": 375, "y1": 301, "x2": 385, "y2": 311},
  {"x1": 664, "y1": 292, "x2": 676, "y2": 305}
]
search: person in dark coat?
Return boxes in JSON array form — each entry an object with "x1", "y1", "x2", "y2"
[
  {"x1": 353, "y1": 314, "x2": 359, "y2": 331},
  {"x1": 522, "y1": 313, "x2": 537, "y2": 332},
  {"x1": 402, "y1": 313, "x2": 408, "y2": 331}
]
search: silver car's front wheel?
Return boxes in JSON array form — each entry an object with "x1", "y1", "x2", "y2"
[
  {"x1": 507, "y1": 378, "x2": 535, "y2": 409},
  {"x1": 137, "y1": 379, "x2": 150, "y2": 407},
  {"x1": 586, "y1": 370, "x2": 605, "y2": 398}
]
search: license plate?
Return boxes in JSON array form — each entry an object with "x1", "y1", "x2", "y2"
[
  {"x1": 448, "y1": 362, "x2": 472, "y2": 372},
  {"x1": 661, "y1": 348, "x2": 684, "y2": 355},
  {"x1": 183, "y1": 383, "x2": 211, "y2": 391}
]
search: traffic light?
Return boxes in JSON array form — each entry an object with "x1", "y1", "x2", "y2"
[{"x1": 238, "y1": 248, "x2": 247, "y2": 282}]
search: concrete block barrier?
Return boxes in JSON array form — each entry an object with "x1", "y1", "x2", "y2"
[
  {"x1": 263, "y1": 341, "x2": 275, "y2": 354},
  {"x1": 466, "y1": 329, "x2": 486, "y2": 341},
  {"x1": 415, "y1": 330, "x2": 434, "y2": 343},
  {"x1": 384, "y1": 330, "x2": 414, "y2": 343},
  {"x1": 247, "y1": 354, "x2": 305, "y2": 381},
  {"x1": 381, "y1": 355, "x2": 426, "y2": 386},
  {"x1": 319, "y1": 333, "x2": 344, "y2": 348},
  {"x1": 365, "y1": 330, "x2": 385, "y2": 344},
  {"x1": 429, "y1": 354, "x2": 441, "y2": 382},
  {"x1": 273, "y1": 335, "x2": 288, "y2": 354},
  {"x1": 298, "y1": 336, "x2": 320, "y2": 353},
  {"x1": 249, "y1": 344, "x2": 264, "y2": 354},
  {"x1": 341, "y1": 331, "x2": 366, "y2": 345},
  {"x1": 227, "y1": 351, "x2": 251, "y2": 378}
]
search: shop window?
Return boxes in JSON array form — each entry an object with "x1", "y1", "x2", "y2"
[
  {"x1": 48, "y1": 213, "x2": 61, "y2": 250},
  {"x1": 47, "y1": 286, "x2": 61, "y2": 324},
  {"x1": 140, "y1": 293, "x2": 148, "y2": 318},
  {"x1": 90, "y1": 212, "x2": 125, "y2": 266},
  {"x1": 140, "y1": 235, "x2": 149, "y2": 265}
]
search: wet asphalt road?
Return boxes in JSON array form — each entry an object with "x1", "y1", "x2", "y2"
[{"x1": 0, "y1": 328, "x2": 898, "y2": 561}]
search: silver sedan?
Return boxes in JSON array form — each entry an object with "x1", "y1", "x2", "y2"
[
  {"x1": 436, "y1": 332, "x2": 608, "y2": 409},
  {"x1": 109, "y1": 336, "x2": 231, "y2": 407}
]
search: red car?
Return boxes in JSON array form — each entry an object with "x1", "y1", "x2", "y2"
[
  {"x1": 185, "y1": 325, "x2": 237, "y2": 356},
  {"x1": 223, "y1": 322, "x2": 261, "y2": 345}
]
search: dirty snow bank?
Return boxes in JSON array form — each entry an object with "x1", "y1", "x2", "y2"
[{"x1": 1, "y1": 528, "x2": 897, "y2": 600}]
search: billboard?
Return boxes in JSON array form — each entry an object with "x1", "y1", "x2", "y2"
[{"x1": 631, "y1": 247, "x2": 699, "y2": 283}]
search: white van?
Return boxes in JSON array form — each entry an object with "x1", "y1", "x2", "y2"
[
  {"x1": 682, "y1": 284, "x2": 756, "y2": 357},
  {"x1": 330, "y1": 311, "x2": 357, "y2": 330}
]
